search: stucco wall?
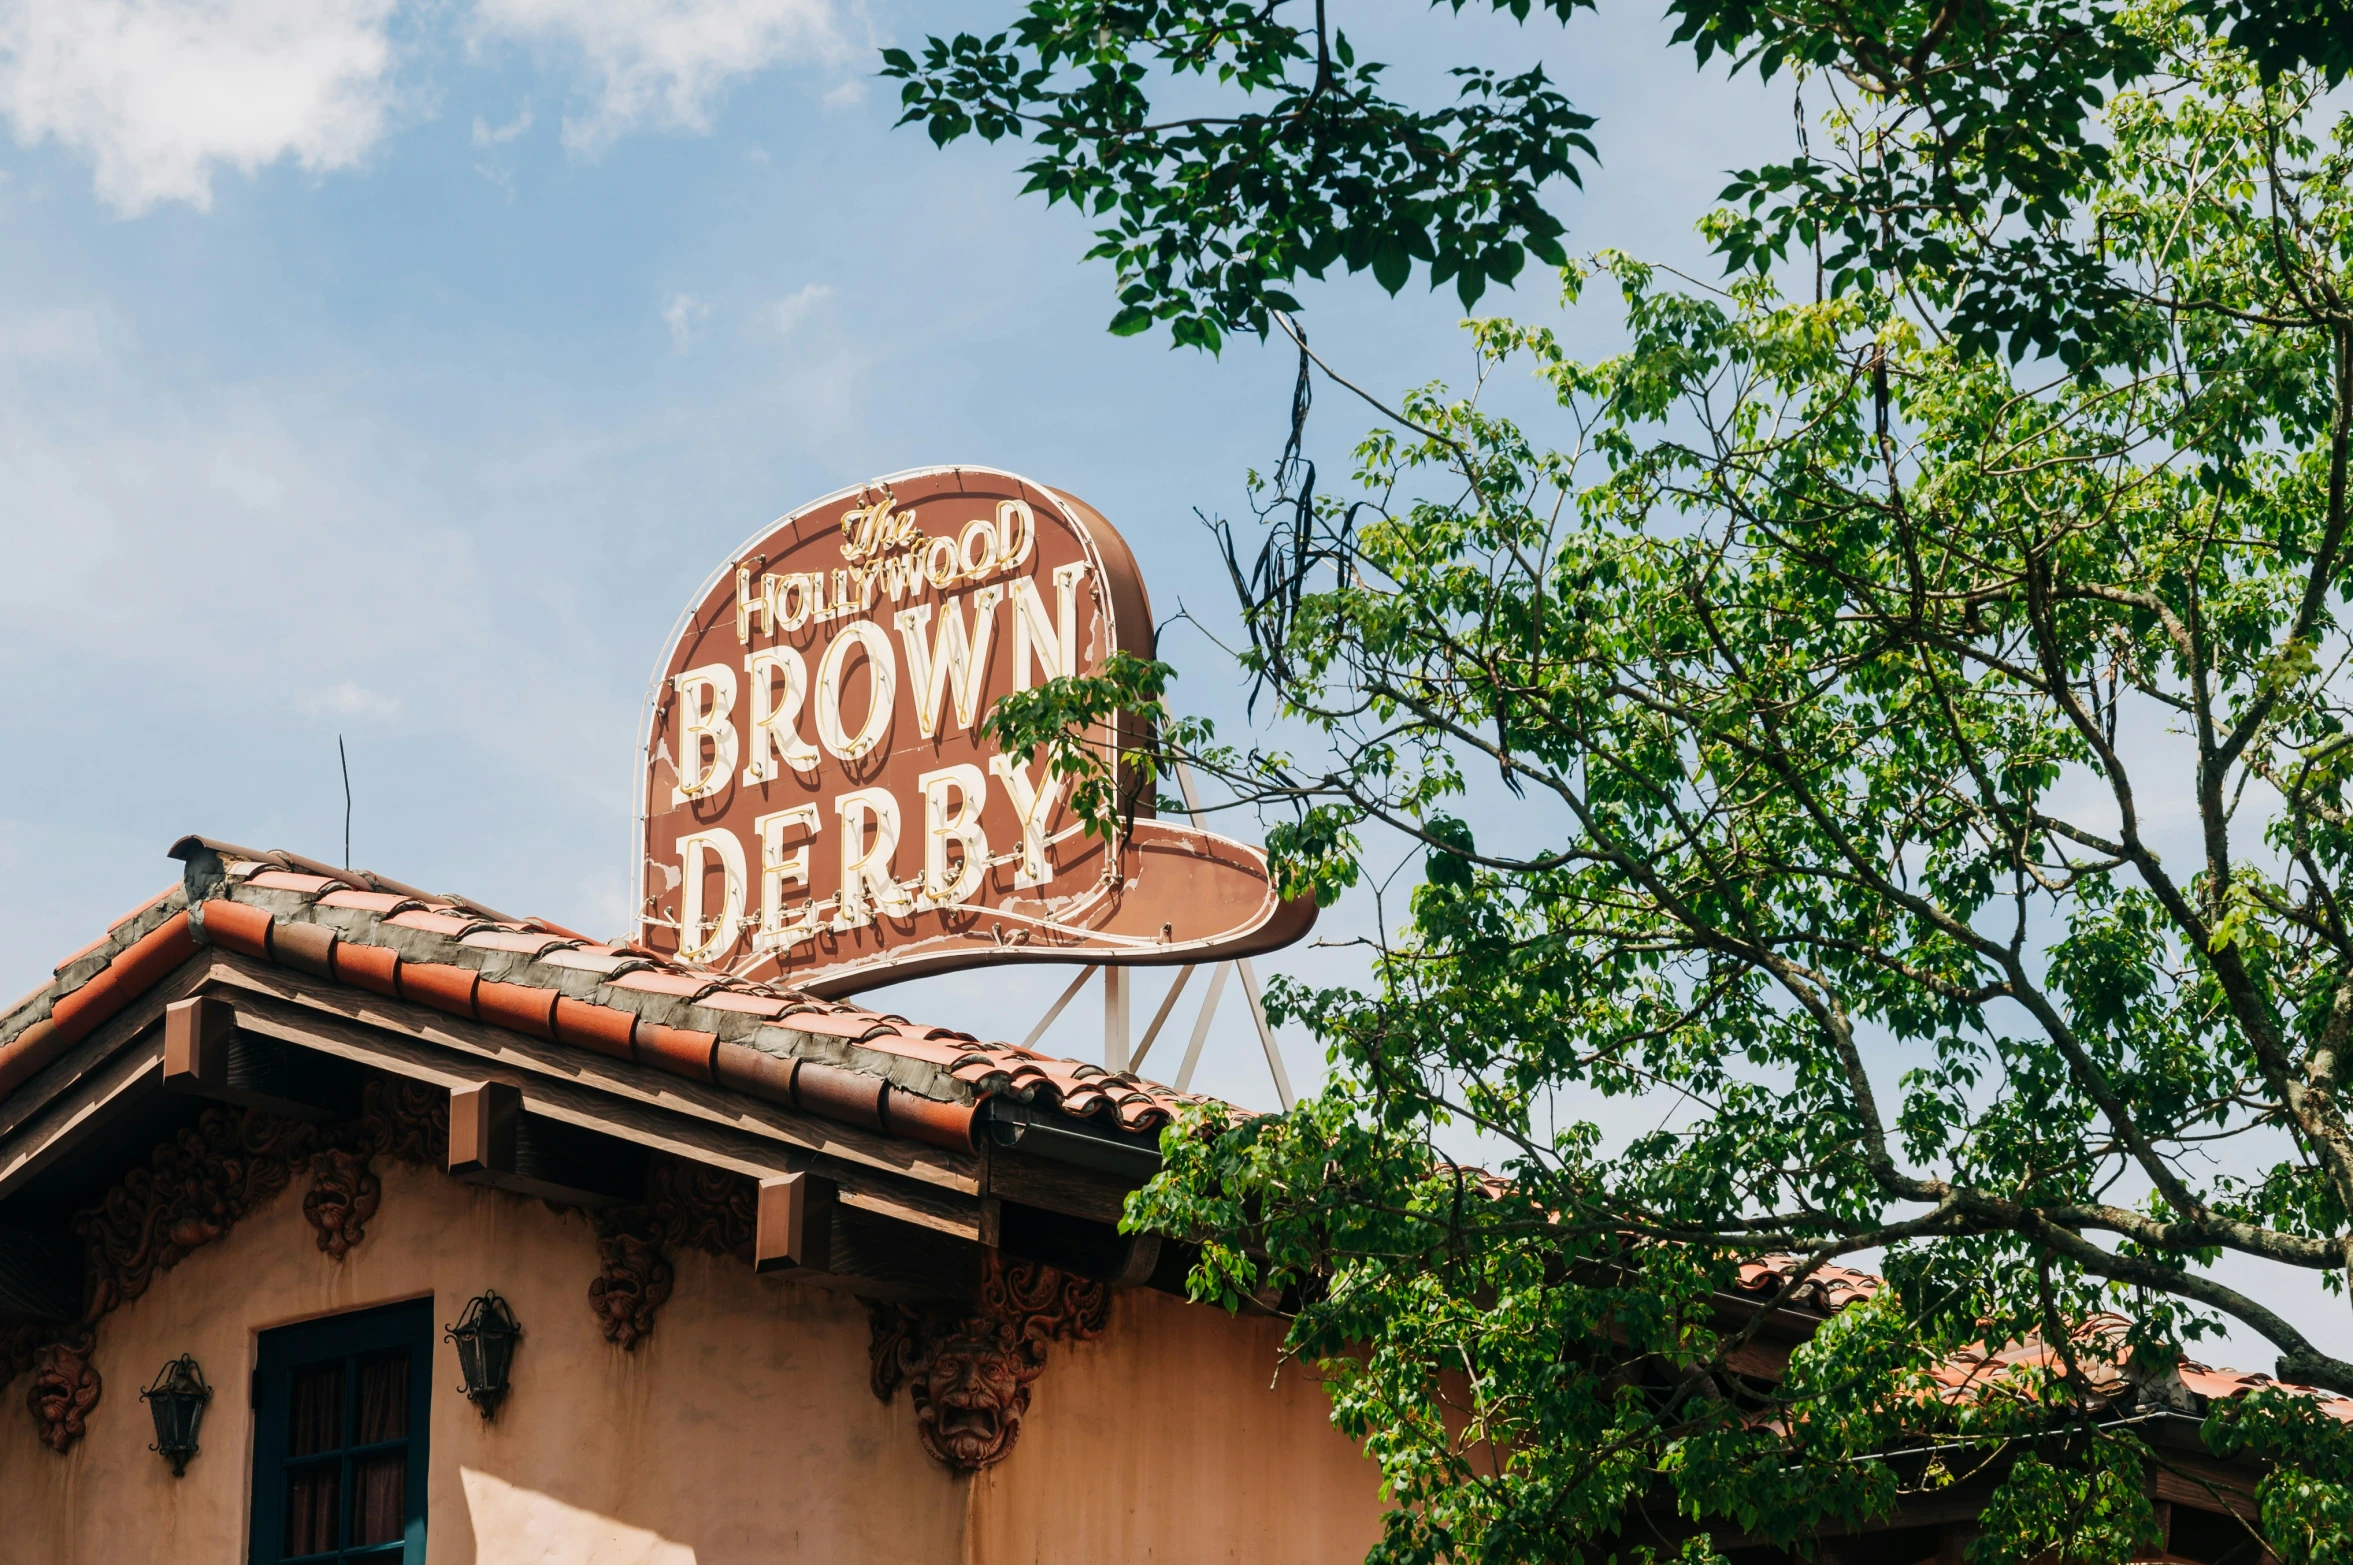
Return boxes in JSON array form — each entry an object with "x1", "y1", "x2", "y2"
[
  {"x1": 974, "y1": 1287, "x2": 1386, "y2": 1563},
  {"x1": 0, "y1": 1157, "x2": 1382, "y2": 1563}
]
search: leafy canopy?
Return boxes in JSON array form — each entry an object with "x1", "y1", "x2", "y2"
[
  {"x1": 884, "y1": 0, "x2": 2348, "y2": 361},
  {"x1": 970, "y1": 6, "x2": 2353, "y2": 1561}
]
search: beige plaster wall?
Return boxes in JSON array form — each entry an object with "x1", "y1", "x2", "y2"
[
  {"x1": 0, "y1": 1159, "x2": 1383, "y2": 1564},
  {"x1": 0, "y1": 1159, "x2": 967, "y2": 1564},
  {"x1": 973, "y1": 1287, "x2": 1387, "y2": 1563}
]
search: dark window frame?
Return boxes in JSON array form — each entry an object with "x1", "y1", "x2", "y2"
[{"x1": 249, "y1": 1298, "x2": 433, "y2": 1565}]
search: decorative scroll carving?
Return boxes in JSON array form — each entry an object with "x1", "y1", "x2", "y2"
[
  {"x1": 302, "y1": 1148, "x2": 380, "y2": 1260},
  {"x1": 76, "y1": 1106, "x2": 317, "y2": 1319},
  {"x1": 27, "y1": 1335, "x2": 100, "y2": 1453},
  {"x1": 359, "y1": 1076, "x2": 448, "y2": 1167},
  {"x1": 646, "y1": 1154, "x2": 755, "y2": 1265},
  {"x1": 587, "y1": 1214, "x2": 674, "y2": 1350},
  {"x1": 570, "y1": 1155, "x2": 752, "y2": 1348},
  {"x1": 869, "y1": 1254, "x2": 1111, "y2": 1470},
  {"x1": 10, "y1": 1070, "x2": 452, "y2": 1451}
]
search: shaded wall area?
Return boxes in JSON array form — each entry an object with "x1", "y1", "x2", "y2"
[{"x1": 0, "y1": 1159, "x2": 1384, "y2": 1563}]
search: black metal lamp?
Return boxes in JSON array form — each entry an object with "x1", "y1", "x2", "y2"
[
  {"x1": 140, "y1": 1354, "x2": 210, "y2": 1476},
  {"x1": 445, "y1": 1291, "x2": 521, "y2": 1418}
]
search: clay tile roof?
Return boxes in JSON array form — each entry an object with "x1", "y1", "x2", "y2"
[
  {"x1": 51, "y1": 931, "x2": 118, "y2": 977},
  {"x1": 698, "y1": 991, "x2": 790, "y2": 1018},
  {"x1": 107, "y1": 887, "x2": 176, "y2": 931},
  {"x1": 1, "y1": 836, "x2": 1215, "y2": 1167},
  {"x1": 246, "y1": 870, "x2": 341, "y2": 894},
  {"x1": 539, "y1": 947, "x2": 649, "y2": 977},
  {"x1": 316, "y1": 889, "x2": 423, "y2": 915},
  {"x1": 776, "y1": 1009, "x2": 894, "y2": 1043},
  {"x1": 1730, "y1": 1258, "x2": 1886, "y2": 1316},
  {"x1": 458, "y1": 929, "x2": 577, "y2": 957},
  {"x1": 1723, "y1": 1256, "x2": 2353, "y2": 1426},
  {"x1": 386, "y1": 909, "x2": 485, "y2": 938},
  {"x1": 2174, "y1": 1363, "x2": 2353, "y2": 1421},
  {"x1": 609, "y1": 969, "x2": 716, "y2": 999}
]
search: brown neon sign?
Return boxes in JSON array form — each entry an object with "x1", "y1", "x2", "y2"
[{"x1": 634, "y1": 465, "x2": 1314, "y2": 995}]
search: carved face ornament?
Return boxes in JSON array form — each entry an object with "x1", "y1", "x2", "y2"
[
  {"x1": 29, "y1": 1342, "x2": 100, "y2": 1454},
  {"x1": 911, "y1": 1318, "x2": 1043, "y2": 1468}
]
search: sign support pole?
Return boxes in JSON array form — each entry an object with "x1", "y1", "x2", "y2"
[
  {"x1": 1234, "y1": 959, "x2": 1295, "y2": 1110},
  {"x1": 1128, "y1": 965, "x2": 1197, "y2": 1073},
  {"x1": 1174, "y1": 963, "x2": 1234, "y2": 1094},
  {"x1": 1175, "y1": 765, "x2": 1293, "y2": 1106},
  {"x1": 1103, "y1": 966, "x2": 1131, "y2": 1074}
]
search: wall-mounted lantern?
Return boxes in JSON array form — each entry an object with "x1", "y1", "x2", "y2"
[
  {"x1": 445, "y1": 1291, "x2": 521, "y2": 1418},
  {"x1": 140, "y1": 1354, "x2": 211, "y2": 1476}
]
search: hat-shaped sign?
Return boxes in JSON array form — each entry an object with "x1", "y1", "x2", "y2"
[{"x1": 634, "y1": 466, "x2": 1315, "y2": 995}]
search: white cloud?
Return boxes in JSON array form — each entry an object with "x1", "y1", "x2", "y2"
[
  {"x1": 0, "y1": 0, "x2": 400, "y2": 214},
  {"x1": 471, "y1": 0, "x2": 845, "y2": 153},
  {"x1": 766, "y1": 282, "x2": 829, "y2": 335},
  {"x1": 660, "y1": 290, "x2": 708, "y2": 350},
  {"x1": 472, "y1": 103, "x2": 533, "y2": 146},
  {"x1": 301, "y1": 681, "x2": 403, "y2": 720}
]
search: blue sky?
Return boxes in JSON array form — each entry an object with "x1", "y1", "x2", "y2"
[{"x1": 0, "y1": 0, "x2": 1781, "y2": 1108}]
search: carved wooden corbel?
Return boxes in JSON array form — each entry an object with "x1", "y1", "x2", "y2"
[
  {"x1": 358, "y1": 1076, "x2": 449, "y2": 1168},
  {"x1": 577, "y1": 1155, "x2": 760, "y2": 1348},
  {"x1": 27, "y1": 1335, "x2": 100, "y2": 1454},
  {"x1": 302, "y1": 1148, "x2": 381, "y2": 1260},
  {"x1": 588, "y1": 1212, "x2": 674, "y2": 1350},
  {"x1": 646, "y1": 1156, "x2": 756, "y2": 1265},
  {"x1": 869, "y1": 1253, "x2": 1111, "y2": 1470}
]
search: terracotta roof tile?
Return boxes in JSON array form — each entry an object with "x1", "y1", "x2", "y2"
[
  {"x1": 609, "y1": 968, "x2": 722, "y2": 1000},
  {"x1": 698, "y1": 991, "x2": 790, "y2": 1018},
  {"x1": 246, "y1": 870, "x2": 340, "y2": 894},
  {"x1": 458, "y1": 929, "x2": 577, "y2": 957},
  {"x1": 1726, "y1": 1257, "x2": 2353, "y2": 1425},
  {"x1": 387, "y1": 909, "x2": 482, "y2": 938},
  {"x1": 52, "y1": 931, "x2": 117, "y2": 977},
  {"x1": 106, "y1": 886, "x2": 177, "y2": 931},
  {"x1": 773, "y1": 1009, "x2": 893, "y2": 1043},
  {"x1": 1, "y1": 904, "x2": 198, "y2": 1099},
  {"x1": 316, "y1": 890, "x2": 423, "y2": 915},
  {"x1": 8, "y1": 838, "x2": 1221, "y2": 1177},
  {"x1": 539, "y1": 947, "x2": 653, "y2": 979},
  {"x1": 2175, "y1": 1363, "x2": 2353, "y2": 1421},
  {"x1": 1731, "y1": 1259, "x2": 1884, "y2": 1316}
]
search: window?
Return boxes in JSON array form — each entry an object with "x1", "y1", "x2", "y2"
[{"x1": 250, "y1": 1299, "x2": 433, "y2": 1565}]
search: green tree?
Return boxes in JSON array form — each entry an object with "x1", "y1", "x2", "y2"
[
  {"x1": 951, "y1": 2, "x2": 2353, "y2": 1560},
  {"x1": 885, "y1": 0, "x2": 2348, "y2": 357}
]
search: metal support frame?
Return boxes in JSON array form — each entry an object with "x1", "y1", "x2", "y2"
[
  {"x1": 1173, "y1": 963, "x2": 1232, "y2": 1094},
  {"x1": 1005, "y1": 763, "x2": 1297, "y2": 1110},
  {"x1": 1128, "y1": 964, "x2": 1195, "y2": 1074},
  {"x1": 1103, "y1": 966, "x2": 1131, "y2": 1074},
  {"x1": 1020, "y1": 965, "x2": 1099, "y2": 1050}
]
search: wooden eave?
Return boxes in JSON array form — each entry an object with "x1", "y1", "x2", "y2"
[{"x1": 0, "y1": 946, "x2": 1170, "y2": 1309}]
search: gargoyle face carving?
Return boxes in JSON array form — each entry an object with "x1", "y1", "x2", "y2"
[
  {"x1": 869, "y1": 1256, "x2": 1113, "y2": 1472},
  {"x1": 910, "y1": 1321, "x2": 1040, "y2": 1468},
  {"x1": 28, "y1": 1341, "x2": 100, "y2": 1453}
]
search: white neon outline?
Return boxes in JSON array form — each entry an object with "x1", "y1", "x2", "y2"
[{"x1": 630, "y1": 465, "x2": 1125, "y2": 960}]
